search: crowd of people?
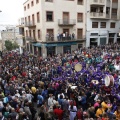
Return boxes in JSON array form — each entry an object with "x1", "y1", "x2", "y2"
[{"x1": 0, "y1": 44, "x2": 119, "y2": 120}]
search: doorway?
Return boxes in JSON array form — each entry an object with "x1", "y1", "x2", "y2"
[
  {"x1": 47, "y1": 46, "x2": 56, "y2": 56},
  {"x1": 63, "y1": 29, "x2": 69, "y2": 40},
  {"x1": 90, "y1": 38, "x2": 98, "y2": 47}
]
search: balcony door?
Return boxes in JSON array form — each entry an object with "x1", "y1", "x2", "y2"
[
  {"x1": 63, "y1": 29, "x2": 69, "y2": 34},
  {"x1": 28, "y1": 16, "x2": 30, "y2": 23},
  {"x1": 46, "y1": 29, "x2": 54, "y2": 41},
  {"x1": 63, "y1": 12, "x2": 69, "y2": 24},
  {"x1": 77, "y1": 29, "x2": 83, "y2": 39},
  {"x1": 32, "y1": 14, "x2": 35, "y2": 25}
]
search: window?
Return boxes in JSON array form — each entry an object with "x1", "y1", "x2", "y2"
[
  {"x1": 38, "y1": 30, "x2": 40, "y2": 39},
  {"x1": 92, "y1": 22, "x2": 98, "y2": 28},
  {"x1": 91, "y1": 33, "x2": 98, "y2": 36},
  {"x1": 109, "y1": 33, "x2": 115, "y2": 37},
  {"x1": 110, "y1": 22, "x2": 115, "y2": 28},
  {"x1": 28, "y1": 16, "x2": 30, "y2": 23},
  {"x1": 24, "y1": 6, "x2": 26, "y2": 11},
  {"x1": 112, "y1": 9, "x2": 117, "y2": 15},
  {"x1": 25, "y1": 17, "x2": 27, "y2": 24},
  {"x1": 36, "y1": 0, "x2": 39, "y2": 4},
  {"x1": 112, "y1": 0, "x2": 118, "y2": 2},
  {"x1": 31, "y1": 1, "x2": 34, "y2": 6},
  {"x1": 46, "y1": 11, "x2": 53, "y2": 21},
  {"x1": 100, "y1": 22, "x2": 106, "y2": 28},
  {"x1": 46, "y1": 0, "x2": 53, "y2": 2},
  {"x1": 27, "y1": 4, "x2": 30, "y2": 9},
  {"x1": 37, "y1": 12, "x2": 40, "y2": 23},
  {"x1": 77, "y1": 13, "x2": 83, "y2": 22},
  {"x1": 29, "y1": 30, "x2": 31, "y2": 37},
  {"x1": 78, "y1": 0, "x2": 83, "y2": 5}
]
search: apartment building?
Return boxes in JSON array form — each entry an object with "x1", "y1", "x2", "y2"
[
  {"x1": 17, "y1": 18, "x2": 26, "y2": 54},
  {"x1": 23, "y1": 0, "x2": 86, "y2": 57},
  {"x1": 86, "y1": 0, "x2": 120, "y2": 47},
  {"x1": 1, "y1": 27, "x2": 19, "y2": 50}
]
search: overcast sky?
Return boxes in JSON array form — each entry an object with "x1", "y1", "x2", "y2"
[{"x1": 0, "y1": 0, "x2": 26, "y2": 25}]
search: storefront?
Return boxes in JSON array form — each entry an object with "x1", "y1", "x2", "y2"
[
  {"x1": 47, "y1": 46, "x2": 56, "y2": 56},
  {"x1": 63, "y1": 45, "x2": 71, "y2": 53}
]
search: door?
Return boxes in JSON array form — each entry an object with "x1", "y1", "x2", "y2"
[
  {"x1": 32, "y1": 14, "x2": 35, "y2": 25},
  {"x1": 90, "y1": 38, "x2": 97, "y2": 47},
  {"x1": 63, "y1": 45, "x2": 71, "y2": 53},
  {"x1": 77, "y1": 29, "x2": 83, "y2": 39},
  {"x1": 63, "y1": 12, "x2": 69, "y2": 24},
  {"x1": 63, "y1": 29, "x2": 69, "y2": 40},
  {"x1": 47, "y1": 47, "x2": 55, "y2": 56},
  {"x1": 38, "y1": 47, "x2": 41, "y2": 56}
]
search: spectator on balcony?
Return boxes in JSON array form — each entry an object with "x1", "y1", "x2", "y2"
[
  {"x1": 46, "y1": 33, "x2": 49, "y2": 41},
  {"x1": 50, "y1": 34, "x2": 54, "y2": 41},
  {"x1": 72, "y1": 33, "x2": 75, "y2": 40},
  {"x1": 69, "y1": 34, "x2": 72, "y2": 40},
  {"x1": 63, "y1": 33, "x2": 66, "y2": 41},
  {"x1": 57, "y1": 33, "x2": 60, "y2": 41},
  {"x1": 60, "y1": 33, "x2": 63, "y2": 41}
]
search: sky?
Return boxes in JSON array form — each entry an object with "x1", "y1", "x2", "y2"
[{"x1": 0, "y1": 0, "x2": 26, "y2": 25}]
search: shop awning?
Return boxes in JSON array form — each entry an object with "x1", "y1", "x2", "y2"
[
  {"x1": 45, "y1": 42, "x2": 77, "y2": 47},
  {"x1": 32, "y1": 43, "x2": 42, "y2": 47},
  {"x1": 32, "y1": 42, "x2": 77, "y2": 47}
]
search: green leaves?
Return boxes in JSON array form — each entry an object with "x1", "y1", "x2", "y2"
[{"x1": 5, "y1": 40, "x2": 19, "y2": 51}]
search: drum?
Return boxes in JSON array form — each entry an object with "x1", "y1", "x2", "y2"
[
  {"x1": 71, "y1": 86, "x2": 77, "y2": 89},
  {"x1": 104, "y1": 75, "x2": 114, "y2": 87},
  {"x1": 91, "y1": 80, "x2": 99, "y2": 85},
  {"x1": 74, "y1": 63, "x2": 82, "y2": 72}
]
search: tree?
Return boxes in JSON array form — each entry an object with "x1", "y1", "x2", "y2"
[
  {"x1": 12, "y1": 41, "x2": 19, "y2": 49},
  {"x1": 5, "y1": 40, "x2": 13, "y2": 51},
  {"x1": 5, "y1": 40, "x2": 19, "y2": 51}
]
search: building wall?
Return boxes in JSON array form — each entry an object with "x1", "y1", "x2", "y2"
[
  {"x1": 23, "y1": 0, "x2": 86, "y2": 42},
  {"x1": 86, "y1": 0, "x2": 120, "y2": 47}
]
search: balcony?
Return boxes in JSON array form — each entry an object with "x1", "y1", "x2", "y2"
[
  {"x1": 90, "y1": 12, "x2": 110, "y2": 19},
  {"x1": 112, "y1": 2, "x2": 118, "y2": 8},
  {"x1": 25, "y1": 21, "x2": 36, "y2": 27},
  {"x1": 111, "y1": 14, "x2": 118, "y2": 20},
  {"x1": 90, "y1": 0, "x2": 105, "y2": 5},
  {"x1": 25, "y1": 37, "x2": 36, "y2": 42},
  {"x1": 58, "y1": 19, "x2": 76, "y2": 26},
  {"x1": 45, "y1": 35, "x2": 85, "y2": 43},
  {"x1": 46, "y1": 36, "x2": 54, "y2": 42}
]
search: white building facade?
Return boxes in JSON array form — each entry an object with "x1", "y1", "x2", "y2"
[
  {"x1": 86, "y1": 0, "x2": 120, "y2": 47},
  {"x1": 23, "y1": 0, "x2": 86, "y2": 57}
]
